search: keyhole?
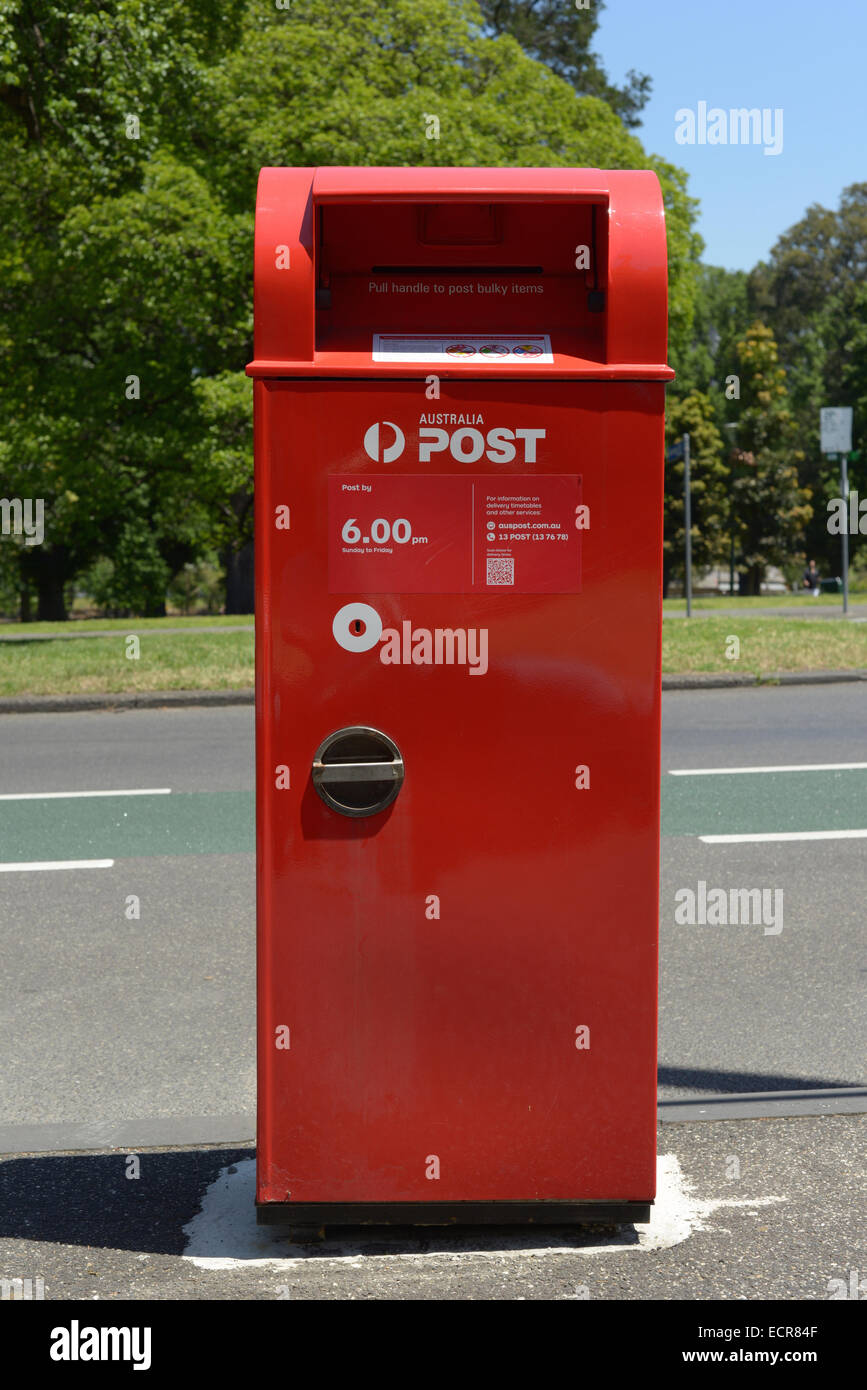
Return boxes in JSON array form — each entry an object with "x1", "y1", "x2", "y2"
[{"x1": 354, "y1": 619, "x2": 365, "y2": 635}]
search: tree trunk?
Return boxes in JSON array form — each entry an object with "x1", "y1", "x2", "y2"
[
  {"x1": 36, "y1": 572, "x2": 68, "y2": 621},
  {"x1": 738, "y1": 565, "x2": 763, "y2": 597},
  {"x1": 224, "y1": 541, "x2": 254, "y2": 614},
  {"x1": 21, "y1": 545, "x2": 72, "y2": 621},
  {"x1": 662, "y1": 556, "x2": 671, "y2": 600},
  {"x1": 19, "y1": 585, "x2": 32, "y2": 622}
]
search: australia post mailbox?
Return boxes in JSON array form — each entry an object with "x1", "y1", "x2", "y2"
[{"x1": 249, "y1": 167, "x2": 672, "y2": 1231}]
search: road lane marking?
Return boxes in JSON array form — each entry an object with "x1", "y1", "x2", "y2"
[
  {"x1": 669, "y1": 763, "x2": 867, "y2": 776},
  {"x1": 0, "y1": 788, "x2": 171, "y2": 800},
  {"x1": 700, "y1": 829, "x2": 867, "y2": 844},
  {"x1": 0, "y1": 859, "x2": 115, "y2": 872}
]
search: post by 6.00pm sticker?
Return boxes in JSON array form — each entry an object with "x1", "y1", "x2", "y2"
[{"x1": 328, "y1": 474, "x2": 582, "y2": 595}]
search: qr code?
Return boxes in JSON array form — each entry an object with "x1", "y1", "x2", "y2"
[{"x1": 486, "y1": 556, "x2": 514, "y2": 586}]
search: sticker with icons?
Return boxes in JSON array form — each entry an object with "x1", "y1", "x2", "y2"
[{"x1": 373, "y1": 334, "x2": 553, "y2": 363}]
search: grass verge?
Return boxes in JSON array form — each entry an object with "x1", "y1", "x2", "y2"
[
  {"x1": 0, "y1": 614, "x2": 252, "y2": 636},
  {"x1": 662, "y1": 593, "x2": 865, "y2": 612},
  {"x1": 0, "y1": 629, "x2": 254, "y2": 696},
  {"x1": 662, "y1": 617, "x2": 867, "y2": 675}
]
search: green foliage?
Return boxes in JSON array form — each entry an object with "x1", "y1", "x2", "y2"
[
  {"x1": 475, "y1": 0, "x2": 651, "y2": 128},
  {"x1": 748, "y1": 183, "x2": 867, "y2": 574},
  {"x1": 0, "y1": 0, "x2": 701, "y2": 619},
  {"x1": 190, "y1": 371, "x2": 254, "y2": 559},
  {"x1": 671, "y1": 264, "x2": 751, "y2": 414},
  {"x1": 84, "y1": 524, "x2": 170, "y2": 615},
  {"x1": 728, "y1": 324, "x2": 813, "y2": 595},
  {"x1": 167, "y1": 557, "x2": 224, "y2": 615},
  {"x1": 664, "y1": 391, "x2": 729, "y2": 593}
]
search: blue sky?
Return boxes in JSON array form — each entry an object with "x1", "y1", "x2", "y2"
[{"x1": 595, "y1": 0, "x2": 867, "y2": 271}]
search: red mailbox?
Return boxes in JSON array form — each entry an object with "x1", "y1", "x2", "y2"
[{"x1": 249, "y1": 167, "x2": 672, "y2": 1231}]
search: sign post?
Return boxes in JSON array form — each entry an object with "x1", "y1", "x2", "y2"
[
  {"x1": 666, "y1": 435, "x2": 691, "y2": 614},
  {"x1": 820, "y1": 407, "x2": 853, "y2": 615},
  {"x1": 683, "y1": 433, "x2": 692, "y2": 617}
]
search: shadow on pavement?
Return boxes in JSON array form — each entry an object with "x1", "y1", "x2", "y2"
[
  {"x1": 0, "y1": 1147, "x2": 251, "y2": 1256},
  {"x1": 658, "y1": 1064, "x2": 858, "y2": 1092}
]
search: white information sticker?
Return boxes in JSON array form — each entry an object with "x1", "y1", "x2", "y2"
[{"x1": 372, "y1": 334, "x2": 553, "y2": 364}]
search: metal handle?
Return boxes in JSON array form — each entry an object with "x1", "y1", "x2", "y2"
[
  {"x1": 315, "y1": 761, "x2": 404, "y2": 785},
  {"x1": 311, "y1": 727, "x2": 404, "y2": 817}
]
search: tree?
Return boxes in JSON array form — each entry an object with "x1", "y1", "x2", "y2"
[
  {"x1": 190, "y1": 371, "x2": 254, "y2": 614},
  {"x1": 672, "y1": 265, "x2": 751, "y2": 410},
  {"x1": 0, "y1": 2, "x2": 249, "y2": 616},
  {"x1": 663, "y1": 391, "x2": 729, "y2": 597},
  {"x1": 748, "y1": 184, "x2": 867, "y2": 575},
  {"x1": 0, "y1": 0, "x2": 701, "y2": 618},
  {"x1": 728, "y1": 323, "x2": 813, "y2": 595},
  {"x1": 476, "y1": 0, "x2": 651, "y2": 127},
  {"x1": 0, "y1": 150, "x2": 250, "y2": 617}
]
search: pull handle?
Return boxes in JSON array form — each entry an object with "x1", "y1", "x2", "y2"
[
  {"x1": 315, "y1": 760, "x2": 404, "y2": 785},
  {"x1": 311, "y1": 727, "x2": 404, "y2": 817}
]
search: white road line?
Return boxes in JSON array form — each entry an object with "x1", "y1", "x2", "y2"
[
  {"x1": 0, "y1": 788, "x2": 171, "y2": 800},
  {"x1": 669, "y1": 763, "x2": 867, "y2": 776},
  {"x1": 0, "y1": 859, "x2": 115, "y2": 872},
  {"x1": 700, "y1": 829, "x2": 867, "y2": 844}
]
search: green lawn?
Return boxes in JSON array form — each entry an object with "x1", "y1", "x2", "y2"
[
  {"x1": 0, "y1": 613, "x2": 252, "y2": 636},
  {"x1": 662, "y1": 592, "x2": 864, "y2": 612},
  {"x1": 0, "y1": 628, "x2": 254, "y2": 696},
  {"x1": 662, "y1": 617, "x2": 867, "y2": 675}
]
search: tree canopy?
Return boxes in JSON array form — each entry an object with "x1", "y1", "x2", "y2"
[{"x1": 0, "y1": 0, "x2": 700, "y2": 618}]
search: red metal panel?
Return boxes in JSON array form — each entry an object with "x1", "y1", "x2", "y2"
[
  {"x1": 255, "y1": 379, "x2": 662, "y2": 1206},
  {"x1": 253, "y1": 168, "x2": 315, "y2": 365},
  {"x1": 311, "y1": 165, "x2": 610, "y2": 204}
]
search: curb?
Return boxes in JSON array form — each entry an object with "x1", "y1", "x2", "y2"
[
  {"x1": 0, "y1": 688, "x2": 255, "y2": 715},
  {"x1": 662, "y1": 669, "x2": 867, "y2": 691},
  {"x1": 3, "y1": 1088, "x2": 865, "y2": 1155},
  {"x1": 0, "y1": 670, "x2": 865, "y2": 714}
]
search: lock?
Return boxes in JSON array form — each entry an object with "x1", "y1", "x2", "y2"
[{"x1": 311, "y1": 726, "x2": 404, "y2": 818}]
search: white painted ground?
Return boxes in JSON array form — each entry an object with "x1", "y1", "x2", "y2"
[{"x1": 182, "y1": 1155, "x2": 785, "y2": 1270}]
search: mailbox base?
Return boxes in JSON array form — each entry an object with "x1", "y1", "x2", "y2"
[{"x1": 256, "y1": 1200, "x2": 651, "y2": 1228}]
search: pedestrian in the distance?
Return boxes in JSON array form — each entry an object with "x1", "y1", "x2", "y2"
[{"x1": 802, "y1": 559, "x2": 821, "y2": 597}]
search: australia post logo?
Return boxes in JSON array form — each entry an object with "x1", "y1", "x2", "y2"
[
  {"x1": 363, "y1": 417, "x2": 545, "y2": 464},
  {"x1": 333, "y1": 603, "x2": 488, "y2": 676}
]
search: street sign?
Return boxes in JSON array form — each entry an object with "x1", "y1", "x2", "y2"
[
  {"x1": 820, "y1": 409, "x2": 855, "y2": 616},
  {"x1": 820, "y1": 407, "x2": 853, "y2": 455}
]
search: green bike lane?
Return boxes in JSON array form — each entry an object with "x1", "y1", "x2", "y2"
[{"x1": 1, "y1": 769, "x2": 865, "y2": 864}]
